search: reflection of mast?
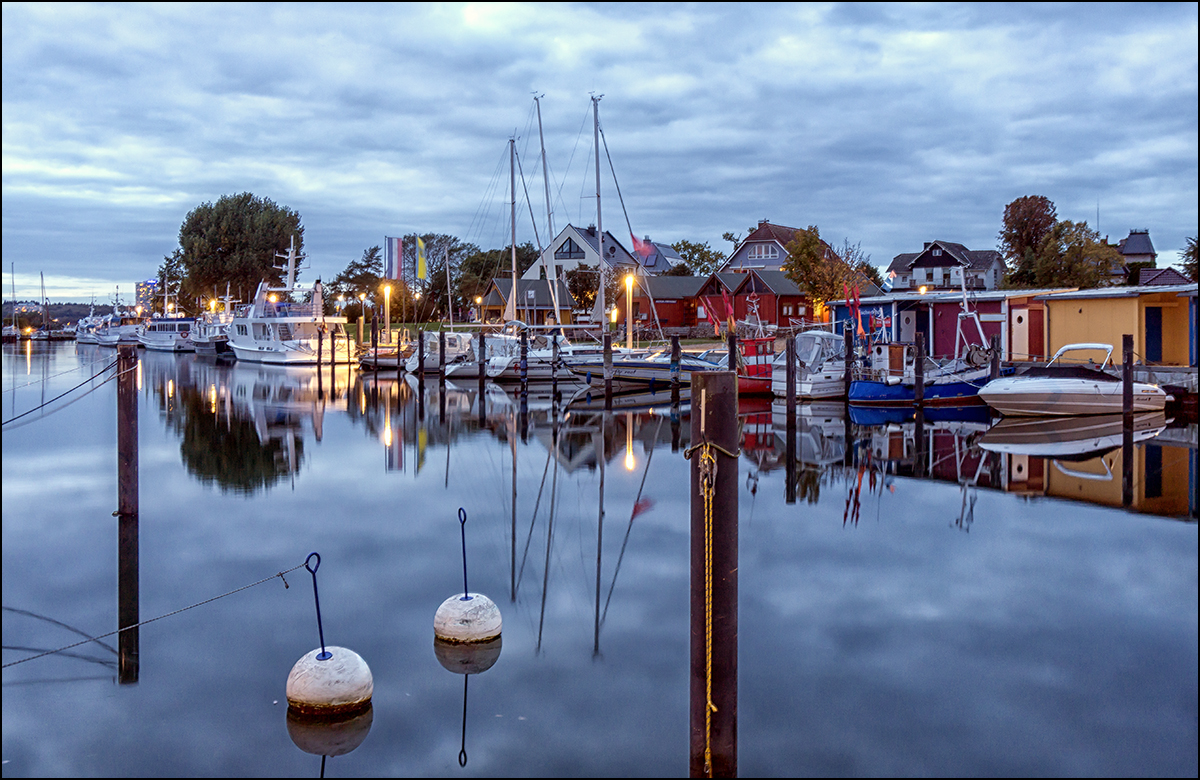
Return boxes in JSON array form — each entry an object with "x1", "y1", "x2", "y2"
[
  {"x1": 600, "y1": 414, "x2": 661, "y2": 631},
  {"x1": 593, "y1": 412, "x2": 607, "y2": 657}
]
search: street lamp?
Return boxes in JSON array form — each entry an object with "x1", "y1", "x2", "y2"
[
  {"x1": 624, "y1": 274, "x2": 634, "y2": 350},
  {"x1": 384, "y1": 285, "x2": 392, "y2": 345}
]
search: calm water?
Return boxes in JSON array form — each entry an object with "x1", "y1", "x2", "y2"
[{"x1": 2, "y1": 341, "x2": 1196, "y2": 777}]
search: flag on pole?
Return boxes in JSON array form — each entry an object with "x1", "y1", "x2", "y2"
[
  {"x1": 416, "y1": 237, "x2": 427, "y2": 280},
  {"x1": 384, "y1": 236, "x2": 403, "y2": 280}
]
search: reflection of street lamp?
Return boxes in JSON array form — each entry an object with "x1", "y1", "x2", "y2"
[
  {"x1": 624, "y1": 274, "x2": 634, "y2": 350},
  {"x1": 624, "y1": 411, "x2": 635, "y2": 471},
  {"x1": 383, "y1": 285, "x2": 391, "y2": 345}
]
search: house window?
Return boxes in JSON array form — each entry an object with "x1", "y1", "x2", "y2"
[
  {"x1": 932, "y1": 248, "x2": 942, "y2": 256},
  {"x1": 747, "y1": 244, "x2": 780, "y2": 261},
  {"x1": 555, "y1": 238, "x2": 585, "y2": 260},
  {"x1": 782, "y1": 304, "x2": 793, "y2": 316}
]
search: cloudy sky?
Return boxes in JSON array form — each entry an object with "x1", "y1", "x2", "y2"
[{"x1": 3, "y1": 2, "x2": 1197, "y2": 302}]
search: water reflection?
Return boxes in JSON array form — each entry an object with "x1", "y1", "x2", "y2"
[{"x1": 136, "y1": 346, "x2": 1199, "y2": 521}]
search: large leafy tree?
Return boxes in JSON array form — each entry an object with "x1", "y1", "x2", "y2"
[
  {"x1": 172, "y1": 192, "x2": 304, "y2": 306},
  {"x1": 154, "y1": 248, "x2": 187, "y2": 314},
  {"x1": 999, "y1": 195, "x2": 1057, "y2": 285},
  {"x1": 670, "y1": 239, "x2": 725, "y2": 276},
  {"x1": 1030, "y1": 220, "x2": 1121, "y2": 288},
  {"x1": 457, "y1": 241, "x2": 537, "y2": 316},
  {"x1": 781, "y1": 226, "x2": 873, "y2": 305}
]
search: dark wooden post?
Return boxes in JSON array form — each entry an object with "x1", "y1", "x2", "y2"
[
  {"x1": 478, "y1": 330, "x2": 487, "y2": 398},
  {"x1": 520, "y1": 329, "x2": 528, "y2": 386},
  {"x1": 116, "y1": 345, "x2": 139, "y2": 684},
  {"x1": 689, "y1": 372, "x2": 737, "y2": 777},
  {"x1": 786, "y1": 335, "x2": 797, "y2": 505},
  {"x1": 417, "y1": 329, "x2": 425, "y2": 381},
  {"x1": 989, "y1": 333, "x2": 1001, "y2": 381},
  {"x1": 317, "y1": 329, "x2": 324, "y2": 371},
  {"x1": 551, "y1": 332, "x2": 559, "y2": 399},
  {"x1": 671, "y1": 334, "x2": 681, "y2": 407},
  {"x1": 913, "y1": 332, "x2": 925, "y2": 406},
  {"x1": 371, "y1": 315, "x2": 379, "y2": 376},
  {"x1": 439, "y1": 329, "x2": 446, "y2": 384},
  {"x1": 1122, "y1": 334, "x2": 1134, "y2": 507},
  {"x1": 603, "y1": 332, "x2": 613, "y2": 411},
  {"x1": 843, "y1": 323, "x2": 853, "y2": 402},
  {"x1": 726, "y1": 329, "x2": 737, "y2": 373}
]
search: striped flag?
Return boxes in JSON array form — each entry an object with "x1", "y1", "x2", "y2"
[
  {"x1": 417, "y1": 237, "x2": 427, "y2": 280},
  {"x1": 385, "y1": 236, "x2": 403, "y2": 280}
]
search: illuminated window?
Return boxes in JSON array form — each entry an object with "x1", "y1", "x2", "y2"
[{"x1": 747, "y1": 244, "x2": 780, "y2": 260}]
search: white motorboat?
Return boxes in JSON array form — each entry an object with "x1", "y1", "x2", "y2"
[
  {"x1": 227, "y1": 236, "x2": 352, "y2": 365},
  {"x1": 403, "y1": 330, "x2": 475, "y2": 373},
  {"x1": 770, "y1": 329, "x2": 847, "y2": 399},
  {"x1": 139, "y1": 316, "x2": 197, "y2": 352},
  {"x1": 978, "y1": 343, "x2": 1169, "y2": 416},
  {"x1": 485, "y1": 332, "x2": 640, "y2": 382},
  {"x1": 193, "y1": 288, "x2": 239, "y2": 355},
  {"x1": 96, "y1": 309, "x2": 145, "y2": 347},
  {"x1": 566, "y1": 348, "x2": 724, "y2": 390}
]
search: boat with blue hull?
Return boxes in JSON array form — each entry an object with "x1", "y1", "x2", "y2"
[{"x1": 848, "y1": 280, "x2": 1004, "y2": 406}]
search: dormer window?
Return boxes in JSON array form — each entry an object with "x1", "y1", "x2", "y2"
[
  {"x1": 932, "y1": 248, "x2": 942, "y2": 257},
  {"x1": 747, "y1": 244, "x2": 780, "y2": 260}
]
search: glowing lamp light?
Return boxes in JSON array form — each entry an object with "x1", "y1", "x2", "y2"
[
  {"x1": 610, "y1": 307, "x2": 619, "y2": 323},
  {"x1": 919, "y1": 285, "x2": 928, "y2": 294},
  {"x1": 269, "y1": 294, "x2": 278, "y2": 303}
]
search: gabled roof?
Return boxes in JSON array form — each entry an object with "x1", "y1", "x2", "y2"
[
  {"x1": 887, "y1": 240, "x2": 1003, "y2": 273},
  {"x1": 1138, "y1": 267, "x2": 1190, "y2": 286},
  {"x1": 633, "y1": 237, "x2": 684, "y2": 274},
  {"x1": 487, "y1": 277, "x2": 576, "y2": 308},
  {"x1": 721, "y1": 220, "x2": 838, "y2": 271},
  {"x1": 714, "y1": 272, "x2": 752, "y2": 294},
  {"x1": 570, "y1": 225, "x2": 638, "y2": 269},
  {"x1": 751, "y1": 270, "x2": 804, "y2": 296},
  {"x1": 635, "y1": 275, "x2": 706, "y2": 299}
]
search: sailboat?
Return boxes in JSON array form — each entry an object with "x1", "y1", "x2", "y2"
[
  {"x1": 228, "y1": 236, "x2": 352, "y2": 365},
  {"x1": 4, "y1": 264, "x2": 20, "y2": 342},
  {"x1": 30, "y1": 273, "x2": 74, "y2": 341}
]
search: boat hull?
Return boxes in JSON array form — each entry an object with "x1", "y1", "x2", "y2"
[
  {"x1": 849, "y1": 375, "x2": 989, "y2": 406},
  {"x1": 979, "y1": 377, "x2": 1167, "y2": 416}
]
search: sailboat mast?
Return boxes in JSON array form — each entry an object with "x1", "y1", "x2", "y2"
[
  {"x1": 508, "y1": 137, "x2": 518, "y2": 323},
  {"x1": 535, "y1": 94, "x2": 562, "y2": 325},
  {"x1": 593, "y1": 95, "x2": 604, "y2": 326}
]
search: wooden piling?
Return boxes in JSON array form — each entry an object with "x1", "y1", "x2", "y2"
[
  {"x1": 989, "y1": 334, "x2": 1001, "y2": 381},
  {"x1": 1122, "y1": 334, "x2": 1134, "y2": 507},
  {"x1": 786, "y1": 336, "x2": 797, "y2": 505},
  {"x1": 726, "y1": 329, "x2": 737, "y2": 373},
  {"x1": 520, "y1": 330, "x2": 528, "y2": 386},
  {"x1": 843, "y1": 324, "x2": 853, "y2": 401},
  {"x1": 439, "y1": 330, "x2": 446, "y2": 383},
  {"x1": 671, "y1": 335, "x2": 681, "y2": 407},
  {"x1": 116, "y1": 345, "x2": 139, "y2": 684},
  {"x1": 603, "y1": 332, "x2": 613, "y2": 412},
  {"x1": 913, "y1": 333, "x2": 925, "y2": 406},
  {"x1": 371, "y1": 316, "x2": 378, "y2": 376},
  {"x1": 689, "y1": 372, "x2": 737, "y2": 777},
  {"x1": 478, "y1": 331, "x2": 487, "y2": 398},
  {"x1": 417, "y1": 329, "x2": 425, "y2": 381}
]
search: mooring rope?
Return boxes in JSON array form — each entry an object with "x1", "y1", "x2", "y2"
[
  {"x1": 2, "y1": 560, "x2": 308, "y2": 669},
  {"x1": 1, "y1": 358, "x2": 119, "y2": 427}
]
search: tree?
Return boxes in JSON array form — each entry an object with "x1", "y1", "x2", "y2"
[
  {"x1": 456, "y1": 242, "x2": 537, "y2": 319},
  {"x1": 782, "y1": 226, "x2": 862, "y2": 306},
  {"x1": 835, "y1": 238, "x2": 882, "y2": 289},
  {"x1": 174, "y1": 192, "x2": 304, "y2": 306},
  {"x1": 1031, "y1": 220, "x2": 1120, "y2": 289},
  {"x1": 1179, "y1": 235, "x2": 1198, "y2": 281},
  {"x1": 154, "y1": 248, "x2": 187, "y2": 314},
  {"x1": 325, "y1": 246, "x2": 383, "y2": 318},
  {"x1": 670, "y1": 239, "x2": 725, "y2": 276},
  {"x1": 999, "y1": 195, "x2": 1057, "y2": 286}
]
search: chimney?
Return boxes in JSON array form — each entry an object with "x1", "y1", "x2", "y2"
[
  {"x1": 587, "y1": 224, "x2": 596, "y2": 236},
  {"x1": 758, "y1": 219, "x2": 768, "y2": 227}
]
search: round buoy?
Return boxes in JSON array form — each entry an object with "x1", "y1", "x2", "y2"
[
  {"x1": 434, "y1": 635, "x2": 502, "y2": 675},
  {"x1": 287, "y1": 704, "x2": 373, "y2": 756},
  {"x1": 286, "y1": 646, "x2": 373, "y2": 716},
  {"x1": 434, "y1": 593, "x2": 501, "y2": 643}
]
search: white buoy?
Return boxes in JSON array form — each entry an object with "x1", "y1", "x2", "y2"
[
  {"x1": 286, "y1": 704, "x2": 373, "y2": 756},
  {"x1": 286, "y1": 646, "x2": 373, "y2": 716},
  {"x1": 434, "y1": 593, "x2": 502, "y2": 643},
  {"x1": 434, "y1": 635, "x2": 502, "y2": 675}
]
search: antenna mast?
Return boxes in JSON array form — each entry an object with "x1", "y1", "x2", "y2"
[{"x1": 592, "y1": 94, "x2": 604, "y2": 326}]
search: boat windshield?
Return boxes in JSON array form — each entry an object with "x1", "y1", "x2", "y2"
[{"x1": 795, "y1": 332, "x2": 844, "y2": 369}]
